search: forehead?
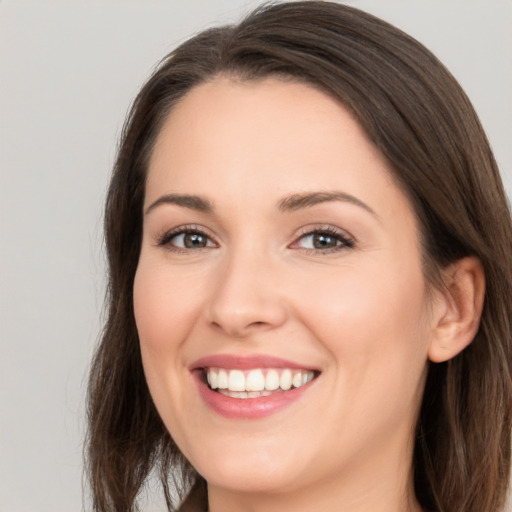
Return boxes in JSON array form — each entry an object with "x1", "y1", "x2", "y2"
[
  {"x1": 146, "y1": 77, "x2": 413, "y2": 225},
  {"x1": 150, "y1": 76, "x2": 382, "y2": 164}
]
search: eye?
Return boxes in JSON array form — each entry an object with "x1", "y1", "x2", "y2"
[
  {"x1": 158, "y1": 226, "x2": 217, "y2": 251},
  {"x1": 293, "y1": 227, "x2": 354, "y2": 253},
  {"x1": 172, "y1": 232, "x2": 213, "y2": 249}
]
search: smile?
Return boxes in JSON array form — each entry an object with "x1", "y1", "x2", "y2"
[
  {"x1": 191, "y1": 355, "x2": 320, "y2": 418},
  {"x1": 205, "y1": 367, "x2": 316, "y2": 398}
]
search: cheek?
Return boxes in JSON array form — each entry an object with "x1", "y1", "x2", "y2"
[
  {"x1": 295, "y1": 259, "x2": 431, "y2": 383},
  {"x1": 132, "y1": 259, "x2": 206, "y2": 441},
  {"x1": 133, "y1": 260, "x2": 204, "y2": 355},
  {"x1": 298, "y1": 264, "x2": 431, "y2": 453},
  {"x1": 132, "y1": 259, "x2": 206, "y2": 423}
]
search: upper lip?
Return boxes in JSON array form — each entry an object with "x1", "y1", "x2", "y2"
[{"x1": 190, "y1": 354, "x2": 319, "y2": 371}]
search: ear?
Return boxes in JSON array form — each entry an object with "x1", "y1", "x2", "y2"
[{"x1": 428, "y1": 257, "x2": 485, "y2": 363}]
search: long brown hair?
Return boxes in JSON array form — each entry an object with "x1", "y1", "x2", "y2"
[{"x1": 86, "y1": 2, "x2": 512, "y2": 511}]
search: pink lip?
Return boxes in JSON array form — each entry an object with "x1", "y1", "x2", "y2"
[
  {"x1": 190, "y1": 354, "x2": 316, "y2": 371},
  {"x1": 190, "y1": 354, "x2": 319, "y2": 420}
]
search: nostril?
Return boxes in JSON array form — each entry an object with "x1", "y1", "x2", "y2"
[
  {"x1": 209, "y1": 318, "x2": 272, "y2": 338},
  {"x1": 205, "y1": 280, "x2": 288, "y2": 336}
]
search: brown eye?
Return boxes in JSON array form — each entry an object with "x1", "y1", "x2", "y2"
[
  {"x1": 294, "y1": 229, "x2": 354, "y2": 252},
  {"x1": 311, "y1": 233, "x2": 340, "y2": 249},
  {"x1": 182, "y1": 232, "x2": 208, "y2": 248},
  {"x1": 160, "y1": 229, "x2": 216, "y2": 250}
]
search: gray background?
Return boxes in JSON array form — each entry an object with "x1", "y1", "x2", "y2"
[{"x1": 1, "y1": 1, "x2": 510, "y2": 510}]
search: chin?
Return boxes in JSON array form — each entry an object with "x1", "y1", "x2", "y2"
[
  {"x1": 187, "y1": 437, "x2": 306, "y2": 494},
  {"x1": 200, "y1": 462, "x2": 295, "y2": 494}
]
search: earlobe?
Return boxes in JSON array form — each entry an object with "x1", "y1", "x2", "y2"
[{"x1": 428, "y1": 257, "x2": 485, "y2": 363}]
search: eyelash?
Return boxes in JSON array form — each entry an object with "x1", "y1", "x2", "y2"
[
  {"x1": 157, "y1": 225, "x2": 355, "y2": 254},
  {"x1": 157, "y1": 225, "x2": 217, "y2": 254},
  {"x1": 292, "y1": 226, "x2": 354, "y2": 254}
]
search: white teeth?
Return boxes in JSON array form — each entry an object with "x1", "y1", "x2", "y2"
[
  {"x1": 228, "y1": 370, "x2": 245, "y2": 391},
  {"x1": 248, "y1": 390, "x2": 271, "y2": 398},
  {"x1": 217, "y1": 369, "x2": 228, "y2": 389},
  {"x1": 208, "y1": 370, "x2": 218, "y2": 389},
  {"x1": 246, "y1": 369, "x2": 265, "y2": 391},
  {"x1": 205, "y1": 367, "x2": 316, "y2": 395},
  {"x1": 265, "y1": 369, "x2": 280, "y2": 391},
  {"x1": 280, "y1": 369, "x2": 292, "y2": 390},
  {"x1": 218, "y1": 389, "x2": 273, "y2": 399}
]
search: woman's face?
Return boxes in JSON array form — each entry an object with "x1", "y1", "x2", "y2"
[{"x1": 134, "y1": 77, "x2": 437, "y2": 500}]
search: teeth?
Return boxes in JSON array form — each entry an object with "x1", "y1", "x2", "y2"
[
  {"x1": 280, "y1": 369, "x2": 292, "y2": 390},
  {"x1": 217, "y1": 369, "x2": 228, "y2": 389},
  {"x1": 207, "y1": 370, "x2": 218, "y2": 389},
  {"x1": 265, "y1": 369, "x2": 280, "y2": 391},
  {"x1": 246, "y1": 369, "x2": 265, "y2": 391},
  {"x1": 205, "y1": 367, "x2": 316, "y2": 394},
  {"x1": 228, "y1": 370, "x2": 245, "y2": 391},
  {"x1": 217, "y1": 390, "x2": 273, "y2": 399}
]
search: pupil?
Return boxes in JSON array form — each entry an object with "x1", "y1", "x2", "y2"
[
  {"x1": 184, "y1": 233, "x2": 206, "y2": 248},
  {"x1": 313, "y1": 233, "x2": 337, "y2": 249}
]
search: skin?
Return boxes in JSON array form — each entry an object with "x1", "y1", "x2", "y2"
[{"x1": 133, "y1": 77, "x2": 483, "y2": 512}]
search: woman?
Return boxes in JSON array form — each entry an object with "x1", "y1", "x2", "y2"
[{"x1": 86, "y1": 2, "x2": 512, "y2": 511}]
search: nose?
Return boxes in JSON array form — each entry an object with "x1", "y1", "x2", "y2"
[{"x1": 204, "y1": 250, "x2": 288, "y2": 338}]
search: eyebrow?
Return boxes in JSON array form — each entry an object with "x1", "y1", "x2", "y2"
[
  {"x1": 144, "y1": 190, "x2": 376, "y2": 217},
  {"x1": 145, "y1": 194, "x2": 214, "y2": 215},
  {"x1": 278, "y1": 191, "x2": 376, "y2": 216}
]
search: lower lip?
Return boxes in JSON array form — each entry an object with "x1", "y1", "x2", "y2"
[{"x1": 193, "y1": 371, "x2": 315, "y2": 419}]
